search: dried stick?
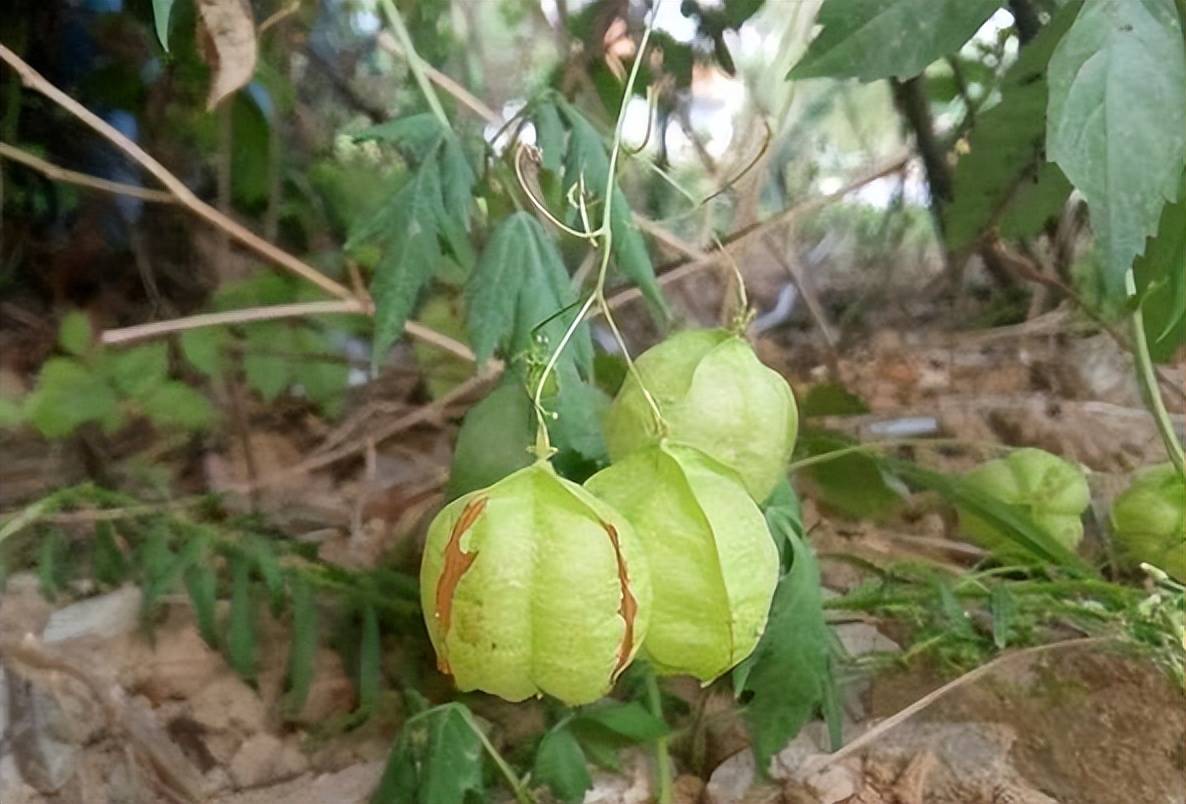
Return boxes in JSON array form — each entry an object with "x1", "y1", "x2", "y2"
[
  {"x1": 0, "y1": 141, "x2": 175, "y2": 203},
  {"x1": 0, "y1": 44, "x2": 354, "y2": 302}
]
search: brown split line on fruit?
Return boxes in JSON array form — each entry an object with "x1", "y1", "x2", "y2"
[
  {"x1": 433, "y1": 496, "x2": 488, "y2": 674},
  {"x1": 604, "y1": 521, "x2": 639, "y2": 679}
]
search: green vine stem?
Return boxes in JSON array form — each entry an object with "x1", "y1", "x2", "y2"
[
  {"x1": 461, "y1": 708, "x2": 537, "y2": 804},
  {"x1": 644, "y1": 666, "x2": 673, "y2": 804},
  {"x1": 378, "y1": 0, "x2": 451, "y2": 129},
  {"x1": 1125, "y1": 271, "x2": 1186, "y2": 476}
]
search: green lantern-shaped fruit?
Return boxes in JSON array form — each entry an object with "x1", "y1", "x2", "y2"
[
  {"x1": 605, "y1": 329, "x2": 797, "y2": 502},
  {"x1": 420, "y1": 462, "x2": 652, "y2": 705},
  {"x1": 959, "y1": 448, "x2": 1090, "y2": 560},
  {"x1": 586, "y1": 443, "x2": 779, "y2": 681},
  {"x1": 1110, "y1": 463, "x2": 1185, "y2": 582}
]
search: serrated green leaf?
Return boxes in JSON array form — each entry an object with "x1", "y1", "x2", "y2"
[
  {"x1": 243, "y1": 324, "x2": 291, "y2": 401},
  {"x1": 373, "y1": 704, "x2": 485, "y2": 804},
  {"x1": 93, "y1": 522, "x2": 128, "y2": 587},
  {"x1": 446, "y1": 380, "x2": 535, "y2": 500},
  {"x1": 104, "y1": 343, "x2": 169, "y2": 398},
  {"x1": 283, "y1": 574, "x2": 318, "y2": 720},
  {"x1": 291, "y1": 329, "x2": 349, "y2": 413},
  {"x1": 152, "y1": 0, "x2": 175, "y2": 50},
  {"x1": 466, "y1": 212, "x2": 591, "y2": 371},
  {"x1": 946, "y1": 2, "x2": 1081, "y2": 252},
  {"x1": 798, "y1": 430, "x2": 905, "y2": 519},
  {"x1": 1047, "y1": 0, "x2": 1186, "y2": 297},
  {"x1": 144, "y1": 535, "x2": 206, "y2": 614},
  {"x1": 356, "y1": 604, "x2": 381, "y2": 720},
  {"x1": 371, "y1": 160, "x2": 445, "y2": 367},
  {"x1": 547, "y1": 362, "x2": 608, "y2": 462},
  {"x1": 25, "y1": 358, "x2": 119, "y2": 438},
  {"x1": 58, "y1": 311, "x2": 93, "y2": 356},
  {"x1": 227, "y1": 555, "x2": 257, "y2": 682},
  {"x1": 799, "y1": 382, "x2": 870, "y2": 418},
  {"x1": 185, "y1": 562, "x2": 220, "y2": 648},
  {"x1": 734, "y1": 525, "x2": 839, "y2": 771},
  {"x1": 1133, "y1": 171, "x2": 1186, "y2": 362},
  {"x1": 534, "y1": 725, "x2": 592, "y2": 803},
  {"x1": 354, "y1": 113, "x2": 444, "y2": 161},
  {"x1": 990, "y1": 584, "x2": 1016, "y2": 649},
  {"x1": 790, "y1": 0, "x2": 1004, "y2": 81},
  {"x1": 560, "y1": 106, "x2": 669, "y2": 321},
  {"x1": 180, "y1": 328, "x2": 230, "y2": 377},
  {"x1": 142, "y1": 382, "x2": 216, "y2": 430}
]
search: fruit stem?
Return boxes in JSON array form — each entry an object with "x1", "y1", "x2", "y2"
[
  {"x1": 644, "y1": 667, "x2": 673, "y2": 804},
  {"x1": 1126, "y1": 271, "x2": 1186, "y2": 477}
]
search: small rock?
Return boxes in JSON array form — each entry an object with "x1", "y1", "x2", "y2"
[
  {"x1": 0, "y1": 574, "x2": 53, "y2": 641},
  {"x1": 189, "y1": 675, "x2": 266, "y2": 736},
  {"x1": 211, "y1": 761, "x2": 384, "y2": 804},
  {"x1": 705, "y1": 750, "x2": 755, "y2": 804},
  {"x1": 229, "y1": 733, "x2": 284, "y2": 789},
  {"x1": 672, "y1": 773, "x2": 705, "y2": 804},
  {"x1": 833, "y1": 623, "x2": 899, "y2": 658},
  {"x1": 42, "y1": 586, "x2": 142, "y2": 644},
  {"x1": 804, "y1": 764, "x2": 861, "y2": 804},
  {"x1": 584, "y1": 748, "x2": 651, "y2": 804}
]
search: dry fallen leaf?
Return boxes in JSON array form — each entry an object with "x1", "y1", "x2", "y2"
[{"x1": 197, "y1": 0, "x2": 257, "y2": 110}]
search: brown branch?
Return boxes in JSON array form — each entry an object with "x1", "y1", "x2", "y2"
[
  {"x1": 0, "y1": 141, "x2": 175, "y2": 203},
  {"x1": 0, "y1": 44, "x2": 356, "y2": 302}
]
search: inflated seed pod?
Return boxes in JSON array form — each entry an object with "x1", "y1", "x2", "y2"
[
  {"x1": 420, "y1": 461, "x2": 651, "y2": 705},
  {"x1": 585, "y1": 443, "x2": 779, "y2": 681},
  {"x1": 959, "y1": 448, "x2": 1090, "y2": 559},
  {"x1": 1110, "y1": 463, "x2": 1185, "y2": 581},
  {"x1": 605, "y1": 329, "x2": 798, "y2": 502}
]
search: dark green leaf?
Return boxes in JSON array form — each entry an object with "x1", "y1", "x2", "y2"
[
  {"x1": 152, "y1": 0, "x2": 175, "y2": 50},
  {"x1": 735, "y1": 526, "x2": 839, "y2": 770},
  {"x1": 790, "y1": 0, "x2": 1004, "y2": 81},
  {"x1": 58, "y1": 311, "x2": 93, "y2": 356},
  {"x1": 180, "y1": 328, "x2": 230, "y2": 377},
  {"x1": 104, "y1": 343, "x2": 169, "y2": 398},
  {"x1": 762, "y1": 478, "x2": 804, "y2": 570},
  {"x1": 93, "y1": 522, "x2": 128, "y2": 587},
  {"x1": 227, "y1": 555, "x2": 257, "y2": 682},
  {"x1": 574, "y1": 701, "x2": 669, "y2": 743},
  {"x1": 1047, "y1": 0, "x2": 1186, "y2": 296},
  {"x1": 232, "y1": 90, "x2": 272, "y2": 207},
  {"x1": 1133, "y1": 171, "x2": 1186, "y2": 361},
  {"x1": 185, "y1": 562, "x2": 220, "y2": 648},
  {"x1": 283, "y1": 574, "x2": 318, "y2": 719},
  {"x1": 354, "y1": 113, "x2": 444, "y2": 161},
  {"x1": 38, "y1": 529, "x2": 68, "y2": 600},
  {"x1": 291, "y1": 329, "x2": 349, "y2": 413},
  {"x1": 244, "y1": 324, "x2": 292, "y2": 401},
  {"x1": 945, "y1": 2, "x2": 1081, "y2": 252},
  {"x1": 798, "y1": 430, "x2": 905, "y2": 519},
  {"x1": 143, "y1": 533, "x2": 206, "y2": 613},
  {"x1": 990, "y1": 584, "x2": 1016, "y2": 649},
  {"x1": 547, "y1": 362, "x2": 609, "y2": 462},
  {"x1": 372, "y1": 704, "x2": 485, "y2": 804},
  {"x1": 799, "y1": 382, "x2": 870, "y2": 418},
  {"x1": 356, "y1": 604, "x2": 381, "y2": 720},
  {"x1": 446, "y1": 380, "x2": 535, "y2": 500},
  {"x1": 534, "y1": 725, "x2": 592, "y2": 803},
  {"x1": 534, "y1": 101, "x2": 566, "y2": 175}
]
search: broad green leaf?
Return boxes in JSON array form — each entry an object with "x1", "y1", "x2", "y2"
[
  {"x1": 291, "y1": 329, "x2": 349, "y2": 414},
  {"x1": 244, "y1": 324, "x2": 292, "y2": 401},
  {"x1": 232, "y1": 90, "x2": 272, "y2": 207},
  {"x1": 798, "y1": 382, "x2": 869, "y2": 418},
  {"x1": 446, "y1": 380, "x2": 534, "y2": 500},
  {"x1": 24, "y1": 358, "x2": 119, "y2": 438},
  {"x1": 797, "y1": 430, "x2": 905, "y2": 519},
  {"x1": 354, "y1": 113, "x2": 444, "y2": 161},
  {"x1": 372, "y1": 704, "x2": 484, "y2": 804},
  {"x1": 104, "y1": 343, "x2": 169, "y2": 398},
  {"x1": 466, "y1": 212, "x2": 591, "y2": 371},
  {"x1": 356, "y1": 604, "x2": 381, "y2": 719},
  {"x1": 180, "y1": 328, "x2": 230, "y2": 377},
  {"x1": 58, "y1": 311, "x2": 93, "y2": 356},
  {"x1": 559, "y1": 106, "x2": 669, "y2": 321},
  {"x1": 945, "y1": 2, "x2": 1081, "y2": 252},
  {"x1": 547, "y1": 363, "x2": 609, "y2": 463},
  {"x1": 1047, "y1": 0, "x2": 1186, "y2": 296},
  {"x1": 283, "y1": 574, "x2": 318, "y2": 719},
  {"x1": 1133, "y1": 171, "x2": 1186, "y2": 362},
  {"x1": 534, "y1": 101, "x2": 566, "y2": 175},
  {"x1": 227, "y1": 555, "x2": 257, "y2": 682},
  {"x1": 370, "y1": 159, "x2": 445, "y2": 367},
  {"x1": 734, "y1": 523, "x2": 839, "y2": 770},
  {"x1": 534, "y1": 725, "x2": 592, "y2": 803},
  {"x1": 153, "y1": 0, "x2": 175, "y2": 50},
  {"x1": 142, "y1": 382, "x2": 216, "y2": 430},
  {"x1": 185, "y1": 562, "x2": 220, "y2": 648},
  {"x1": 573, "y1": 701, "x2": 669, "y2": 743},
  {"x1": 790, "y1": 0, "x2": 1004, "y2": 81}
]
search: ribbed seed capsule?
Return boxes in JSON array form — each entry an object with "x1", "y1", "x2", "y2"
[
  {"x1": 420, "y1": 462, "x2": 651, "y2": 705},
  {"x1": 1110, "y1": 463, "x2": 1185, "y2": 581},
  {"x1": 586, "y1": 443, "x2": 779, "y2": 681},
  {"x1": 959, "y1": 448, "x2": 1090, "y2": 559},
  {"x1": 604, "y1": 329, "x2": 798, "y2": 502}
]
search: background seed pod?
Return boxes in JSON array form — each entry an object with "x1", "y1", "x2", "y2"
[
  {"x1": 1110, "y1": 463, "x2": 1186, "y2": 582},
  {"x1": 604, "y1": 329, "x2": 798, "y2": 503},
  {"x1": 586, "y1": 442, "x2": 779, "y2": 681},
  {"x1": 959, "y1": 447, "x2": 1090, "y2": 560},
  {"x1": 420, "y1": 462, "x2": 652, "y2": 705}
]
